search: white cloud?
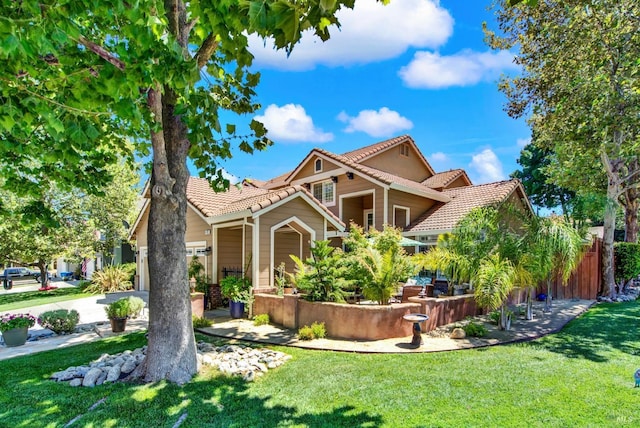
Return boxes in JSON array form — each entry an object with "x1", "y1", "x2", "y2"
[
  {"x1": 399, "y1": 50, "x2": 519, "y2": 89},
  {"x1": 430, "y1": 152, "x2": 449, "y2": 162},
  {"x1": 254, "y1": 104, "x2": 333, "y2": 143},
  {"x1": 516, "y1": 137, "x2": 531, "y2": 148},
  {"x1": 469, "y1": 149, "x2": 505, "y2": 183},
  {"x1": 222, "y1": 169, "x2": 239, "y2": 185},
  {"x1": 248, "y1": 0, "x2": 453, "y2": 70},
  {"x1": 338, "y1": 107, "x2": 413, "y2": 138}
]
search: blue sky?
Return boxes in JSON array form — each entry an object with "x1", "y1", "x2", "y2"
[{"x1": 217, "y1": 0, "x2": 530, "y2": 185}]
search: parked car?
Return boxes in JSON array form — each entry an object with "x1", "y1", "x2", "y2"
[{"x1": 2, "y1": 267, "x2": 39, "y2": 283}]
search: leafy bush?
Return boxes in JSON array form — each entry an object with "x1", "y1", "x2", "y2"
[
  {"x1": 614, "y1": 242, "x2": 640, "y2": 285},
  {"x1": 253, "y1": 314, "x2": 270, "y2": 326},
  {"x1": 290, "y1": 240, "x2": 351, "y2": 302},
  {"x1": 104, "y1": 297, "x2": 133, "y2": 319},
  {"x1": 298, "y1": 321, "x2": 326, "y2": 340},
  {"x1": 188, "y1": 257, "x2": 210, "y2": 293},
  {"x1": 310, "y1": 321, "x2": 326, "y2": 339},
  {"x1": 298, "y1": 325, "x2": 315, "y2": 340},
  {"x1": 463, "y1": 321, "x2": 488, "y2": 338},
  {"x1": 126, "y1": 296, "x2": 145, "y2": 318},
  {"x1": 38, "y1": 309, "x2": 80, "y2": 334},
  {"x1": 192, "y1": 316, "x2": 212, "y2": 328},
  {"x1": 85, "y1": 265, "x2": 133, "y2": 294},
  {"x1": 489, "y1": 310, "x2": 501, "y2": 324}
]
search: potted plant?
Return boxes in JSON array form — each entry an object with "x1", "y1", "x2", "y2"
[
  {"x1": 104, "y1": 297, "x2": 133, "y2": 332},
  {"x1": 1, "y1": 313, "x2": 37, "y2": 347},
  {"x1": 220, "y1": 276, "x2": 251, "y2": 318}
]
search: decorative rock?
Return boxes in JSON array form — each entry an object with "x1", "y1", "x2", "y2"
[
  {"x1": 120, "y1": 358, "x2": 137, "y2": 374},
  {"x1": 105, "y1": 365, "x2": 122, "y2": 383},
  {"x1": 69, "y1": 378, "x2": 83, "y2": 387},
  {"x1": 450, "y1": 328, "x2": 466, "y2": 339},
  {"x1": 82, "y1": 368, "x2": 103, "y2": 387}
]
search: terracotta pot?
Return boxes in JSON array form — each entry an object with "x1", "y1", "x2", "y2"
[
  {"x1": 283, "y1": 287, "x2": 294, "y2": 295},
  {"x1": 110, "y1": 317, "x2": 127, "y2": 333},
  {"x1": 2, "y1": 326, "x2": 28, "y2": 347}
]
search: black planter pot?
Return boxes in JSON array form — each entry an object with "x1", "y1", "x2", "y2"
[
  {"x1": 229, "y1": 301, "x2": 245, "y2": 319},
  {"x1": 110, "y1": 317, "x2": 127, "y2": 333}
]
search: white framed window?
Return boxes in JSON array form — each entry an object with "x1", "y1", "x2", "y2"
[
  {"x1": 364, "y1": 209, "x2": 374, "y2": 231},
  {"x1": 186, "y1": 248, "x2": 194, "y2": 256},
  {"x1": 314, "y1": 158, "x2": 322, "y2": 172},
  {"x1": 195, "y1": 248, "x2": 207, "y2": 256},
  {"x1": 312, "y1": 181, "x2": 335, "y2": 206},
  {"x1": 400, "y1": 144, "x2": 409, "y2": 157}
]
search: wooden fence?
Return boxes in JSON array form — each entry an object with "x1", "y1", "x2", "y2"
[{"x1": 535, "y1": 237, "x2": 602, "y2": 300}]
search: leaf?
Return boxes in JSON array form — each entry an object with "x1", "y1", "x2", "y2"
[{"x1": 226, "y1": 123, "x2": 236, "y2": 135}]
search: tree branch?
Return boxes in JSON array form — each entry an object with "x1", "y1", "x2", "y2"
[
  {"x1": 194, "y1": 33, "x2": 219, "y2": 69},
  {"x1": 77, "y1": 36, "x2": 125, "y2": 71}
]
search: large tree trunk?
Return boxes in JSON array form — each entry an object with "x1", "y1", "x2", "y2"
[
  {"x1": 622, "y1": 187, "x2": 638, "y2": 243},
  {"x1": 130, "y1": 83, "x2": 197, "y2": 384},
  {"x1": 601, "y1": 150, "x2": 623, "y2": 297}
]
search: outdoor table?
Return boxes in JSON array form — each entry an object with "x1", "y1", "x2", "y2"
[{"x1": 403, "y1": 313, "x2": 429, "y2": 347}]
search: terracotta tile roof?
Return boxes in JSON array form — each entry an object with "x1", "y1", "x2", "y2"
[
  {"x1": 314, "y1": 149, "x2": 449, "y2": 202},
  {"x1": 406, "y1": 180, "x2": 521, "y2": 232},
  {"x1": 341, "y1": 135, "x2": 413, "y2": 162},
  {"x1": 421, "y1": 169, "x2": 470, "y2": 189},
  {"x1": 261, "y1": 170, "x2": 292, "y2": 190},
  {"x1": 186, "y1": 177, "x2": 344, "y2": 228},
  {"x1": 187, "y1": 177, "x2": 269, "y2": 217}
]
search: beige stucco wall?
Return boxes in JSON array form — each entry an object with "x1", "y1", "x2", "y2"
[
  {"x1": 387, "y1": 189, "x2": 436, "y2": 228},
  {"x1": 256, "y1": 196, "x2": 326, "y2": 287},
  {"x1": 217, "y1": 227, "x2": 244, "y2": 280},
  {"x1": 360, "y1": 144, "x2": 432, "y2": 183},
  {"x1": 335, "y1": 175, "x2": 385, "y2": 230},
  {"x1": 292, "y1": 155, "x2": 341, "y2": 181}
]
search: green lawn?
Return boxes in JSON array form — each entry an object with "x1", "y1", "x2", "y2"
[
  {"x1": 1, "y1": 301, "x2": 639, "y2": 427},
  {"x1": 0, "y1": 286, "x2": 93, "y2": 311}
]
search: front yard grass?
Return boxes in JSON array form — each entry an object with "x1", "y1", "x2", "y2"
[
  {"x1": 0, "y1": 287, "x2": 92, "y2": 311},
  {"x1": 1, "y1": 301, "x2": 639, "y2": 427}
]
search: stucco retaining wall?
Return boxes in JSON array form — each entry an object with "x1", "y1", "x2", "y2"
[{"x1": 408, "y1": 294, "x2": 481, "y2": 332}]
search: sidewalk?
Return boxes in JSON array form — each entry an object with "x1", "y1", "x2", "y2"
[{"x1": 0, "y1": 290, "x2": 595, "y2": 360}]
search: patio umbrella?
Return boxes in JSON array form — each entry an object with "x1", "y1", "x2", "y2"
[{"x1": 399, "y1": 237, "x2": 423, "y2": 247}]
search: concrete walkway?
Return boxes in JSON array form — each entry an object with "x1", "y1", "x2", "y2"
[{"x1": 0, "y1": 286, "x2": 595, "y2": 360}]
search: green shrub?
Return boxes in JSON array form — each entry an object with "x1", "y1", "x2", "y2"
[
  {"x1": 298, "y1": 325, "x2": 315, "y2": 340},
  {"x1": 310, "y1": 321, "x2": 326, "y2": 339},
  {"x1": 489, "y1": 311, "x2": 501, "y2": 324},
  {"x1": 104, "y1": 297, "x2": 132, "y2": 319},
  {"x1": 192, "y1": 316, "x2": 213, "y2": 329},
  {"x1": 463, "y1": 321, "x2": 488, "y2": 338},
  {"x1": 38, "y1": 309, "x2": 80, "y2": 334},
  {"x1": 253, "y1": 314, "x2": 270, "y2": 326},
  {"x1": 85, "y1": 265, "x2": 133, "y2": 294},
  {"x1": 614, "y1": 242, "x2": 640, "y2": 285},
  {"x1": 298, "y1": 321, "x2": 326, "y2": 340},
  {"x1": 126, "y1": 296, "x2": 145, "y2": 318}
]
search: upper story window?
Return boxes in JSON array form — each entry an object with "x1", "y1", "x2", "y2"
[
  {"x1": 314, "y1": 158, "x2": 323, "y2": 172},
  {"x1": 400, "y1": 144, "x2": 409, "y2": 157},
  {"x1": 312, "y1": 181, "x2": 335, "y2": 206}
]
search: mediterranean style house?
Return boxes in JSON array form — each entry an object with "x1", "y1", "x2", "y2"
[{"x1": 130, "y1": 135, "x2": 532, "y2": 290}]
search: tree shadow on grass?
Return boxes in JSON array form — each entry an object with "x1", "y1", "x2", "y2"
[
  {"x1": 0, "y1": 332, "x2": 383, "y2": 427},
  {"x1": 530, "y1": 301, "x2": 640, "y2": 362}
]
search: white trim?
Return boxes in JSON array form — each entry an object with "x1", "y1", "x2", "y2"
[
  {"x1": 392, "y1": 205, "x2": 411, "y2": 228},
  {"x1": 383, "y1": 188, "x2": 388, "y2": 226},
  {"x1": 252, "y1": 192, "x2": 344, "y2": 231},
  {"x1": 139, "y1": 247, "x2": 148, "y2": 291},
  {"x1": 338, "y1": 189, "x2": 375, "y2": 226},
  {"x1": 252, "y1": 217, "x2": 260, "y2": 287},
  {"x1": 311, "y1": 180, "x2": 336, "y2": 207},
  {"x1": 323, "y1": 218, "x2": 327, "y2": 240},
  {"x1": 212, "y1": 227, "x2": 218, "y2": 283},
  {"x1": 211, "y1": 219, "x2": 245, "y2": 229},
  {"x1": 290, "y1": 168, "x2": 346, "y2": 186},
  {"x1": 207, "y1": 210, "x2": 252, "y2": 224},
  {"x1": 363, "y1": 209, "x2": 374, "y2": 232},
  {"x1": 185, "y1": 240, "x2": 207, "y2": 247},
  {"x1": 314, "y1": 158, "x2": 322, "y2": 173},
  {"x1": 389, "y1": 182, "x2": 450, "y2": 202},
  {"x1": 269, "y1": 216, "x2": 316, "y2": 288}
]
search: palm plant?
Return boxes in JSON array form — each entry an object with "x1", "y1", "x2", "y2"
[
  {"x1": 474, "y1": 254, "x2": 517, "y2": 329},
  {"x1": 524, "y1": 216, "x2": 587, "y2": 312},
  {"x1": 289, "y1": 240, "x2": 351, "y2": 303},
  {"x1": 356, "y1": 247, "x2": 417, "y2": 305}
]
